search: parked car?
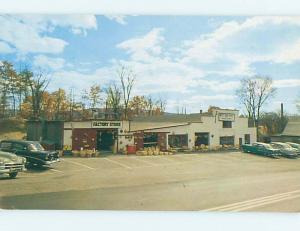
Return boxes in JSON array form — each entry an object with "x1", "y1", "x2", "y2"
[
  {"x1": 0, "y1": 140, "x2": 60, "y2": 167},
  {"x1": 270, "y1": 142, "x2": 299, "y2": 159},
  {"x1": 286, "y1": 142, "x2": 300, "y2": 151},
  {"x1": 0, "y1": 151, "x2": 26, "y2": 178},
  {"x1": 241, "y1": 142, "x2": 281, "y2": 158}
]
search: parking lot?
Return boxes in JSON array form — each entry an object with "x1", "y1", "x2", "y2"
[{"x1": 1, "y1": 151, "x2": 300, "y2": 211}]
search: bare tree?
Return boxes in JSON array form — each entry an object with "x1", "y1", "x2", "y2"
[
  {"x1": 52, "y1": 88, "x2": 68, "y2": 120},
  {"x1": 296, "y1": 96, "x2": 300, "y2": 113},
  {"x1": 89, "y1": 84, "x2": 102, "y2": 109},
  {"x1": 156, "y1": 96, "x2": 167, "y2": 114},
  {"x1": 236, "y1": 76, "x2": 276, "y2": 141},
  {"x1": 106, "y1": 83, "x2": 122, "y2": 119},
  {"x1": 0, "y1": 61, "x2": 17, "y2": 118},
  {"x1": 68, "y1": 88, "x2": 76, "y2": 121},
  {"x1": 117, "y1": 65, "x2": 135, "y2": 119},
  {"x1": 146, "y1": 95, "x2": 154, "y2": 116},
  {"x1": 28, "y1": 70, "x2": 50, "y2": 120},
  {"x1": 16, "y1": 69, "x2": 31, "y2": 115}
]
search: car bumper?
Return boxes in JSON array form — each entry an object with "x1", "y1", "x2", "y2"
[
  {"x1": 43, "y1": 158, "x2": 60, "y2": 166},
  {"x1": 0, "y1": 166, "x2": 26, "y2": 174}
]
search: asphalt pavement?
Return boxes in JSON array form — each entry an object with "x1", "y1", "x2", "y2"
[{"x1": 1, "y1": 151, "x2": 300, "y2": 211}]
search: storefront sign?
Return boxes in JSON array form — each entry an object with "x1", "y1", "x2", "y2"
[
  {"x1": 92, "y1": 121, "x2": 121, "y2": 128},
  {"x1": 218, "y1": 113, "x2": 235, "y2": 121}
]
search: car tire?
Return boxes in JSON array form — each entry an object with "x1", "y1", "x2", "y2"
[{"x1": 9, "y1": 172, "x2": 18, "y2": 179}]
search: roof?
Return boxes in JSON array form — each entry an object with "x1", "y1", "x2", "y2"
[
  {"x1": 131, "y1": 113, "x2": 211, "y2": 123},
  {"x1": 130, "y1": 122, "x2": 190, "y2": 132},
  {"x1": 282, "y1": 121, "x2": 300, "y2": 136},
  {"x1": 0, "y1": 139, "x2": 38, "y2": 144}
]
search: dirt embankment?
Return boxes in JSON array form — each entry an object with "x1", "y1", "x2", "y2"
[{"x1": 0, "y1": 119, "x2": 26, "y2": 140}]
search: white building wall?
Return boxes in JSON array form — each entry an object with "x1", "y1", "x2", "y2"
[
  {"x1": 141, "y1": 114, "x2": 256, "y2": 150},
  {"x1": 117, "y1": 121, "x2": 134, "y2": 151},
  {"x1": 61, "y1": 111, "x2": 256, "y2": 151},
  {"x1": 63, "y1": 130, "x2": 72, "y2": 147}
]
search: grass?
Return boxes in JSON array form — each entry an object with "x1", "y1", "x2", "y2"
[{"x1": 0, "y1": 118, "x2": 26, "y2": 140}]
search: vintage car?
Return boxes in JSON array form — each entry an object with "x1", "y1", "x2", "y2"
[
  {"x1": 0, "y1": 140, "x2": 60, "y2": 167},
  {"x1": 0, "y1": 150, "x2": 26, "y2": 178},
  {"x1": 286, "y1": 142, "x2": 300, "y2": 151},
  {"x1": 270, "y1": 142, "x2": 299, "y2": 159},
  {"x1": 241, "y1": 142, "x2": 281, "y2": 158}
]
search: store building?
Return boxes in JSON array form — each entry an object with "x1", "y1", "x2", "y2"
[
  {"x1": 271, "y1": 120, "x2": 300, "y2": 143},
  {"x1": 63, "y1": 107, "x2": 256, "y2": 152},
  {"x1": 27, "y1": 107, "x2": 257, "y2": 152}
]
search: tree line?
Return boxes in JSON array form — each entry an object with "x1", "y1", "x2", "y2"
[
  {"x1": 0, "y1": 61, "x2": 166, "y2": 121},
  {"x1": 235, "y1": 76, "x2": 289, "y2": 140},
  {"x1": 1, "y1": 60, "x2": 296, "y2": 139}
]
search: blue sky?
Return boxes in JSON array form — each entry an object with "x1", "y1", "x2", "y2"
[{"x1": 0, "y1": 15, "x2": 300, "y2": 114}]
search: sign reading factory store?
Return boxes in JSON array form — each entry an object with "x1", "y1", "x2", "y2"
[
  {"x1": 218, "y1": 113, "x2": 235, "y2": 121},
  {"x1": 92, "y1": 121, "x2": 122, "y2": 128}
]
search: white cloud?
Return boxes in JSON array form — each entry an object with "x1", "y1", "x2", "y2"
[
  {"x1": 166, "y1": 94, "x2": 236, "y2": 112},
  {"x1": 18, "y1": 15, "x2": 98, "y2": 35},
  {"x1": 49, "y1": 66, "x2": 116, "y2": 92},
  {"x1": 105, "y1": 15, "x2": 127, "y2": 25},
  {"x1": 0, "y1": 15, "x2": 67, "y2": 54},
  {"x1": 274, "y1": 39, "x2": 300, "y2": 64},
  {"x1": 274, "y1": 79, "x2": 300, "y2": 88},
  {"x1": 117, "y1": 28, "x2": 165, "y2": 61},
  {"x1": 33, "y1": 55, "x2": 65, "y2": 70},
  {"x1": 0, "y1": 41, "x2": 14, "y2": 53},
  {"x1": 181, "y1": 16, "x2": 300, "y2": 75},
  {"x1": 0, "y1": 15, "x2": 97, "y2": 54}
]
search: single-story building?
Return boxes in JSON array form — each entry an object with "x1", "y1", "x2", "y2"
[
  {"x1": 27, "y1": 107, "x2": 256, "y2": 152},
  {"x1": 271, "y1": 120, "x2": 300, "y2": 143}
]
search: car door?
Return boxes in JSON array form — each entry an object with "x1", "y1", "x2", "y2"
[
  {"x1": 256, "y1": 144, "x2": 265, "y2": 155},
  {"x1": 12, "y1": 143, "x2": 36, "y2": 164},
  {"x1": 12, "y1": 143, "x2": 27, "y2": 156}
]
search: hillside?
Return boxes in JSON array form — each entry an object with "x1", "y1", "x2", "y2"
[{"x1": 0, "y1": 119, "x2": 27, "y2": 140}]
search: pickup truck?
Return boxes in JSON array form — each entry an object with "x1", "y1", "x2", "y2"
[{"x1": 0, "y1": 140, "x2": 60, "y2": 168}]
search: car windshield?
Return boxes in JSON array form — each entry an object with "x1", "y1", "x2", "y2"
[
  {"x1": 272, "y1": 143, "x2": 290, "y2": 149},
  {"x1": 289, "y1": 143, "x2": 300, "y2": 148},
  {"x1": 28, "y1": 142, "x2": 45, "y2": 151},
  {"x1": 262, "y1": 144, "x2": 273, "y2": 149}
]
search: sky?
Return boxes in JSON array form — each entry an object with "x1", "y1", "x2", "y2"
[{"x1": 0, "y1": 15, "x2": 300, "y2": 115}]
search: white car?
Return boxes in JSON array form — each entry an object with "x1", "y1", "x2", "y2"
[{"x1": 0, "y1": 151, "x2": 26, "y2": 178}]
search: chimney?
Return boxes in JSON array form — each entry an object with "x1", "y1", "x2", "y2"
[{"x1": 281, "y1": 103, "x2": 284, "y2": 119}]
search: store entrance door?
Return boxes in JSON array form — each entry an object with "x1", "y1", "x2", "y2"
[{"x1": 96, "y1": 130, "x2": 116, "y2": 151}]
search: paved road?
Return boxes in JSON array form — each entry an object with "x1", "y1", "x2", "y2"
[{"x1": 1, "y1": 152, "x2": 300, "y2": 211}]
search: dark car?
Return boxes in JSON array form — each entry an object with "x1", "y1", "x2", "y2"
[
  {"x1": 241, "y1": 142, "x2": 281, "y2": 158},
  {"x1": 270, "y1": 142, "x2": 299, "y2": 159},
  {"x1": 0, "y1": 151, "x2": 26, "y2": 178},
  {"x1": 0, "y1": 140, "x2": 60, "y2": 167}
]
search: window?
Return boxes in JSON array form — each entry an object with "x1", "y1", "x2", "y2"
[
  {"x1": 244, "y1": 134, "x2": 250, "y2": 144},
  {"x1": 222, "y1": 121, "x2": 232, "y2": 128},
  {"x1": 168, "y1": 134, "x2": 188, "y2": 148},
  {"x1": 195, "y1": 133, "x2": 209, "y2": 146},
  {"x1": 28, "y1": 142, "x2": 45, "y2": 151},
  {"x1": 0, "y1": 142, "x2": 12, "y2": 149},
  {"x1": 220, "y1": 136, "x2": 234, "y2": 145},
  {"x1": 144, "y1": 133, "x2": 158, "y2": 148},
  {"x1": 13, "y1": 143, "x2": 27, "y2": 151}
]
